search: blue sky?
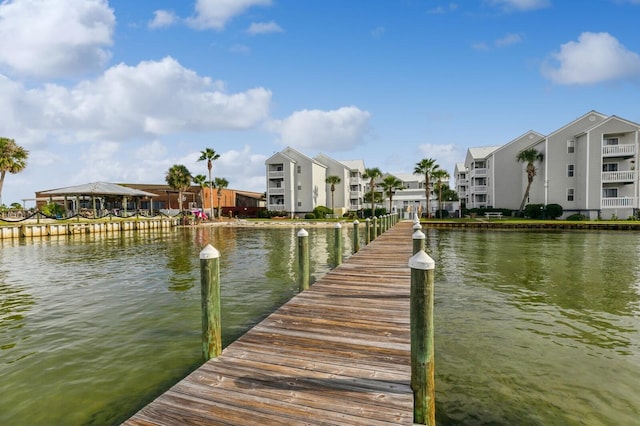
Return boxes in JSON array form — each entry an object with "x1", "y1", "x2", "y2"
[{"x1": 1, "y1": 0, "x2": 640, "y2": 206}]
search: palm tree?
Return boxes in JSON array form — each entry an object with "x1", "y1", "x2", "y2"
[
  {"x1": 516, "y1": 148, "x2": 544, "y2": 213},
  {"x1": 192, "y1": 174, "x2": 209, "y2": 214},
  {"x1": 198, "y1": 148, "x2": 220, "y2": 219},
  {"x1": 380, "y1": 175, "x2": 403, "y2": 213},
  {"x1": 363, "y1": 167, "x2": 382, "y2": 216},
  {"x1": 213, "y1": 177, "x2": 229, "y2": 219},
  {"x1": 414, "y1": 158, "x2": 440, "y2": 218},
  {"x1": 325, "y1": 175, "x2": 341, "y2": 215},
  {"x1": 432, "y1": 169, "x2": 450, "y2": 218},
  {"x1": 0, "y1": 137, "x2": 29, "y2": 206},
  {"x1": 165, "y1": 164, "x2": 192, "y2": 211}
]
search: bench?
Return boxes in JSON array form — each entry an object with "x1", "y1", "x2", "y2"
[{"x1": 484, "y1": 212, "x2": 503, "y2": 219}]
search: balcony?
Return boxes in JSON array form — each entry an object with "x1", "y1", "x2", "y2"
[
  {"x1": 470, "y1": 168, "x2": 487, "y2": 177},
  {"x1": 471, "y1": 185, "x2": 487, "y2": 193},
  {"x1": 602, "y1": 171, "x2": 635, "y2": 183},
  {"x1": 268, "y1": 171, "x2": 285, "y2": 178},
  {"x1": 350, "y1": 191, "x2": 361, "y2": 198},
  {"x1": 457, "y1": 179, "x2": 468, "y2": 185},
  {"x1": 267, "y1": 187, "x2": 285, "y2": 195},
  {"x1": 602, "y1": 144, "x2": 635, "y2": 157},
  {"x1": 601, "y1": 197, "x2": 636, "y2": 208},
  {"x1": 350, "y1": 177, "x2": 362, "y2": 185},
  {"x1": 268, "y1": 204, "x2": 286, "y2": 211}
]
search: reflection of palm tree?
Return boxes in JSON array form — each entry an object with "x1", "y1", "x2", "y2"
[
  {"x1": 325, "y1": 175, "x2": 341, "y2": 214},
  {"x1": 213, "y1": 177, "x2": 229, "y2": 219},
  {"x1": 165, "y1": 164, "x2": 192, "y2": 211},
  {"x1": 432, "y1": 169, "x2": 450, "y2": 218},
  {"x1": 198, "y1": 148, "x2": 220, "y2": 219},
  {"x1": 516, "y1": 148, "x2": 544, "y2": 213},
  {"x1": 0, "y1": 137, "x2": 29, "y2": 206},
  {"x1": 363, "y1": 167, "x2": 382, "y2": 216},
  {"x1": 414, "y1": 158, "x2": 439, "y2": 218},
  {"x1": 381, "y1": 175, "x2": 403, "y2": 213}
]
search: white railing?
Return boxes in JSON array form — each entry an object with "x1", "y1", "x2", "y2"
[
  {"x1": 457, "y1": 179, "x2": 468, "y2": 185},
  {"x1": 470, "y1": 168, "x2": 487, "y2": 177},
  {"x1": 267, "y1": 188, "x2": 284, "y2": 195},
  {"x1": 601, "y1": 197, "x2": 636, "y2": 208},
  {"x1": 268, "y1": 204, "x2": 286, "y2": 211},
  {"x1": 471, "y1": 185, "x2": 487, "y2": 193},
  {"x1": 602, "y1": 144, "x2": 635, "y2": 157},
  {"x1": 350, "y1": 177, "x2": 362, "y2": 185},
  {"x1": 602, "y1": 171, "x2": 635, "y2": 182},
  {"x1": 350, "y1": 191, "x2": 360, "y2": 198},
  {"x1": 268, "y1": 171, "x2": 284, "y2": 178}
]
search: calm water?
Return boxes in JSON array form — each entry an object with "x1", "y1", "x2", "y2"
[{"x1": 1, "y1": 226, "x2": 639, "y2": 425}]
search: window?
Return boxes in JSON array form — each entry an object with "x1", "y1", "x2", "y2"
[
  {"x1": 602, "y1": 188, "x2": 618, "y2": 198},
  {"x1": 567, "y1": 164, "x2": 575, "y2": 177},
  {"x1": 297, "y1": 184, "x2": 301, "y2": 190},
  {"x1": 567, "y1": 188, "x2": 574, "y2": 202},
  {"x1": 297, "y1": 166, "x2": 301, "y2": 173},
  {"x1": 604, "y1": 137, "x2": 619, "y2": 146},
  {"x1": 567, "y1": 139, "x2": 575, "y2": 154},
  {"x1": 602, "y1": 163, "x2": 618, "y2": 172},
  {"x1": 297, "y1": 201, "x2": 302, "y2": 207}
]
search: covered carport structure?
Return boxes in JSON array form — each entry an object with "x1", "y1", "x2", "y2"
[{"x1": 39, "y1": 182, "x2": 157, "y2": 218}]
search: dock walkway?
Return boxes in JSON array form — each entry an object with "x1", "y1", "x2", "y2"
[{"x1": 124, "y1": 221, "x2": 416, "y2": 425}]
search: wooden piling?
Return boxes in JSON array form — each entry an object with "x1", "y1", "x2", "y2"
[
  {"x1": 413, "y1": 229, "x2": 425, "y2": 255},
  {"x1": 353, "y1": 220, "x2": 360, "y2": 253},
  {"x1": 408, "y1": 250, "x2": 436, "y2": 425},
  {"x1": 297, "y1": 228, "x2": 310, "y2": 291},
  {"x1": 334, "y1": 223, "x2": 342, "y2": 266},
  {"x1": 200, "y1": 244, "x2": 221, "y2": 361},
  {"x1": 371, "y1": 217, "x2": 377, "y2": 241},
  {"x1": 365, "y1": 218, "x2": 370, "y2": 245}
]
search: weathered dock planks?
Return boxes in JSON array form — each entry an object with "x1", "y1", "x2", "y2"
[{"x1": 123, "y1": 221, "x2": 416, "y2": 425}]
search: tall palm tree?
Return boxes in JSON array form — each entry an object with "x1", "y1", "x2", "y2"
[
  {"x1": 381, "y1": 175, "x2": 403, "y2": 213},
  {"x1": 198, "y1": 148, "x2": 220, "y2": 219},
  {"x1": 192, "y1": 174, "x2": 209, "y2": 213},
  {"x1": 165, "y1": 164, "x2": 192, "y2": 211},
  {"x1": 516, "y1": 148, "x2": 544, "y2": 213},
  {"x1": 325, "y1": 175, "x2": 341, "y2": 214},
  {"x1": 0, "y1": 137, "x2": 29, "y2": 206},
  {"x1": 213, "y1": 177, "x2": 229, "y2": 219},
  {"x1": 363, "y1": 167, "x2": 382, "y2": 216},
  {"x1": 432, "y1": 169, "x2": 450, "y2": 218},
  {"x1": 414, "y1": 158, "x2": 439, "y2": 218}
]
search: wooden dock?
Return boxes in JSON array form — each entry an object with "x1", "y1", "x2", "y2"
[{"x1": 124, "y1": 221, "x2": 416, "y2": 425}]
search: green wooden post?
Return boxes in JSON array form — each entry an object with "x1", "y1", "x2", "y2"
[
  {"x1": 200, "y1": 244, "x2": 221, "y2": 361},
  {"x1": 413, "y1": 229, "x2": 425, "y2": 255},
  {"x1": 297, "y1": 229, "x2": 309, "y2": 291},
  {"x1": 334, "y1": 223, "x2": 342, "y2": 266},
  {"x1": 377, "y1": 215, "x2": 382, "y2": 237},
  {"x1": 409, "y1": 250, "x2": 436, "y2": 425},
  {"x1": 365, "y1": 218, "x2": 371, "y2": 245},
  {"x1": 353, "y1": 220, "x2": 360, "y2": 253},
  {"x1": 371, "y1": 217, "x2": 377, "y2": 241}
]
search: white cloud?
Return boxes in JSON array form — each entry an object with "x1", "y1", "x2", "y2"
[
  {"x1": 247, "y1": 21, "x2": 283, "y2": 35},
  {"x1": 427, "y1": 3, "x2": 459, "y2": 14},
  {"x1": 488, "y1": 0, "x2": 550, "y2": 12},
  {"x1": 0, "y1": 0, "x2": 114, "y2": 78},
  {"x1": 187, "y1": 0, "x2": 272, "y2": 30},
  {"x1": 371, "y1": 26, "x2": 385, "y2": 39},
  {"x1": 495, "y1": 33, "x2": 523, "y2": 47},
  {"x1": 149, "y1": 10, "x2": 177, "y2": 29},
  {"x1": 1, "y1": 57, "x2": 271, "y2": 143},
  {"x1": 542, "y1": 32, "x2": 640, "y2": 85},
  {"x1": 269, "y1": 107, "x2": 371, "y2": 151},
  {"x1": 416, "y1": 144, "x2": 460, "y2": 174}
]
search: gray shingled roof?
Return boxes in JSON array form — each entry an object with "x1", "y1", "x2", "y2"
[{"x1": 40, "y1": 182, "x2": 156, "y2": 197}]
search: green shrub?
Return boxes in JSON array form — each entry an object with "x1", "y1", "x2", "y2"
[
  {"x1": 435, "y1": 209, "x2": 449, "y2": 218},
  {"x1": 545, "y1": 204, "x2": 563, "y2": 219},
  {"x1": 566, "y1": 213, "x2": 586, "y2": 221},
  {"x1": 41, "y1": 202, "x2": 65, "y2": 218},
  {"x1": 313, "y1": 206, "x2": 332, "y2": 219},
  {"x1": 524, "y1": 204, "x2": 545, "y2": 219},
  {"x1": 304, "y1": 213, "x2": 316, "y2": 219}
]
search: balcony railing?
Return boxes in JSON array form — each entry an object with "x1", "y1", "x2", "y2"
[
  {"x1": 267, "y1": 204, "x2": 286, "y2": 211},
  {"x1": 601, "y1": 197, "x2": 636, "y2": 208},
  {"x1": 471, "y1": 185, "x2": 487, "y2": 193},
  {"x1": 268, "y1": 171, "x2": 284, "y2": 178},
  {"x1": 350, "y1": 177, "x2": 362, "y2": 185},
  {"x1": 602, "y1": 171, "x2": 635, "y2": 182},
  {"x1": 267, "y1": 188, "x2": 285, "y2": 195},
  {"x1": 457, "y1": 179, "x2": 468, "y2": 185},
  {"x1": 602, "y1": 144, "x2": 635, "y2": 157},
  {"x1": 470, "y1": 168, "x2": 487, "y2": 177}
]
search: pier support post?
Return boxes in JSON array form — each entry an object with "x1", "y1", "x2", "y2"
[
  {"x1": 365, "y1": 218, "x2": 370, "y2": 245},
  {"x1": 371, "y1": 217, "x2": 377, "y2": 241},
  {"x1": 377, "y1": 216, "x2": 382, "y2": 237},
  {"x1": 409, "y1": 250, "x2": 436, "y2": 425},
  {"x1": 353, "y1": 220, "x2": 360, "y2": 253},
  {"x1": 297, "y1": 229, "x2": 310, "y2": 291},
  {"x1": 334, "y1": 223, "x2": 342, "y2": 266},
  {"x1": 200, "y1": 244, "x2": 221, "y2": 361},
  {"x1": 413, "y1": 229, "x2": 425, "y2": 255}
]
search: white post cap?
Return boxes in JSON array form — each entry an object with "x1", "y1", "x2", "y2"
[
  {"x1": 199, "y1": 244, "x2": 220, "y2": 259},
  {"x1": 412, "y1": 229, "x2": 426, "y2": 240},
  {"x1": 408, "y1": 250, "x2": 435, "y2": 270},
  {"x1": 297, "y1": 228, "x2": 308, "y2": 237}
]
